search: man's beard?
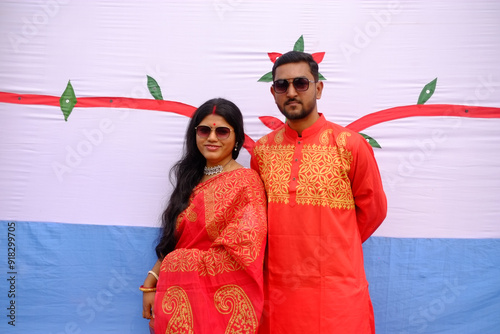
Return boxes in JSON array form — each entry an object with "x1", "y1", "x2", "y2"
[{"x1": 279, "y1": 99, "x2": 314, "y2": 120}]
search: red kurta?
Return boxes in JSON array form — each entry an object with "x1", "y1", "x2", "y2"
[
  {"x1": 251, "y1": 114, "x2": 387, "y2": 334},
  {"x1": 154, "y1": 168, "x2": 267, "y2": 334}
]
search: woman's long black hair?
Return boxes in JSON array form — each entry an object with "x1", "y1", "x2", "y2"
[{"x1": 155, "y1": 98, "x2": 245, "y2": 259}]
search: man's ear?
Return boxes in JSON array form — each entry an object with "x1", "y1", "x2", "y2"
[{"x1": 316, "y1": 81, "x2": 324, "y2": 99}]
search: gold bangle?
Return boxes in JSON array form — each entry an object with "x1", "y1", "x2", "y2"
[{"x1": 139, "y1": 285, "x2": 156, "y2": 292}]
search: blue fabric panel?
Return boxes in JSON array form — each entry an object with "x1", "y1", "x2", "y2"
[
  {"x1": 1, "y1": 221, "x2": 158, "y2": 334},
  {"x1": 1, "y1": 221, "x2": 499, "y2": 333},
  {"x1": 364, "y1": 237, "x2": 500, "y2": 334}
]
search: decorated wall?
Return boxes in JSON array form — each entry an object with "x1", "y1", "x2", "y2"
[{"x1": 1, "y1": 1, "x2": 499, "y2": 333}]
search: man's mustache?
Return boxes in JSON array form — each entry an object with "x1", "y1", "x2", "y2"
[{"x1": 285, "y1": 98, "x2": 301, "y2": 105}]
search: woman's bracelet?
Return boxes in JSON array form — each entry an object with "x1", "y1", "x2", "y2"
[
  {"x1": 148, "y1": 270, "x2": 159, "y2": 281},
  {"x1": 139, "y1": 285, "x2": 157, "y2": 292}
]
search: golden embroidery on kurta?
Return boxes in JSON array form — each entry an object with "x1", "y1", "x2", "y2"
[
  {"x1": 162, "y1": 286, "x2": 194, "y2": 334},
  {"x1": 252, "y1": 144, "x2": 294, "y2": 204},
  {"x1": 274, "y1": 127, "x2": 285, "y2": 145},
  {"x1": 319, "y1": 129, "x2": 334, "y2": 145},
  {"x1": 297, "y1": 143, "x2": 354, "y2": 209},
  {"x1": 296, "y1": 131, "x2": 354, "y2": 209},
  {"x1": 257, "y1": 135, "x2": 268, "y2": 145},
  {"x1": 336, "y1": 131, "x2": 351, "y2": 147},
  {"x1": 254, "y1": 130, "x2": 355, "y2": 209},
  {"x1": 214, "y1": 285, "x2": 258, "y2": 334}
]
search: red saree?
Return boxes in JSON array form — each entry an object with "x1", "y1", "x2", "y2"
[{"x1": 154, "y1": 168, "x2": 267, "y2": 334}]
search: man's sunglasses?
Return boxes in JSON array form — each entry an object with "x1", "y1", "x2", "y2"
[
  {"x1": 195, "y1": 125, "x2": 232, "y2": 139},
  {"x1": 273, "y1": 77, "x2": 316, "y2": 94}
]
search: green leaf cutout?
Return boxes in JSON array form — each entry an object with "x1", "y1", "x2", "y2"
[
  {"x1": 147, "y1": 75, "x2": 163, "y2": 100},
  {"x1": 318, "y1": 73, "x2": 327, "y2": 80},
  {"x1": 360, "y1": 133, "x2": 381, "y2": 149},
  {"x1": 59, "y1": 80, "x2": 77, "y2": 121},
  {"x1": 293, "y1": 35, "x2": 304, "y2": 52},
  {"x1": 258, "y1": 71, "x2": 273, "y2": 82},
  {"x1": 417, "y1": 78, "x2": 437, "y2": 105}
]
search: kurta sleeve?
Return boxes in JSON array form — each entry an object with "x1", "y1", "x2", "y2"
[{"x1": 349, "y1": 135, "x2": 387, "y2": 242}]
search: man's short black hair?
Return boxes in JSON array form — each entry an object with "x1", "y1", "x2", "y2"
[{"x1": 272, "y1": 51, "x2": 319, "y2": 82}]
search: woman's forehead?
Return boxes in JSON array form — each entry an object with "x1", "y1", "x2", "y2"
[{"x1": 198, "y1": 114, "x2": 231, "y2": 127}]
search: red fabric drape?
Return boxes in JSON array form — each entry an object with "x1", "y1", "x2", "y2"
[{"x1": 154, "y1": 168, "x2": 267, "y2": 334}]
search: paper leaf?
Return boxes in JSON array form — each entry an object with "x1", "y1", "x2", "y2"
[
  {"x1": 268, "y1": 52, "x2": 282, "y2": 63},
  {"x1": 360, "y1": 133, "x2": 381, "y2": 149},
  {"x1": 258, "y1": 71, "x2": 273, "y2": 82},
  {"x1": 318, "y1": 73, "x2": 327, "y2": 80},
  {"x1": 59, "y1": 80, "x2": 77, "y2": 121},
  {"x1": 293, "y1": 35, "x2": 304, "y2": 52},
  {"x1": 417, "y1": 78, "x2": 437, "y2": 105},
  {"x1": 147, "y1": 75, "x2": 163, "y2": 100},
  {"x1": 259, "y1": 116, "x2": 284, "y2": 130},
  {"x1": 312, "y1": 52, "x2": 325, "y2": 63}
]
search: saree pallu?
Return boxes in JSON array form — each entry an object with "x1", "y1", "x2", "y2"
[{"x1": 154, "y1": 168, "x2": 267, "y2": 334}]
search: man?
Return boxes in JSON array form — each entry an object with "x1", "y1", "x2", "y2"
[{"x1": 251, "y1": 51, "x2": 387, "y2": 333}]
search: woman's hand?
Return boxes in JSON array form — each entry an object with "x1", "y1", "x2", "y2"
[
  {"x1": 142, "y1": 259, "x2": 162, "y2": 319},
  {"x1": 142, "y1": 291, "x2": 156, "y2": 319}
]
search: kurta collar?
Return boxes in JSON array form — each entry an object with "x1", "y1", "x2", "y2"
[{"x1": 284, "y1": 113, "x2": 327, "y2": 139}]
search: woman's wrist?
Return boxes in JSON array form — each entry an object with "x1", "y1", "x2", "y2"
[
  {"x1": 139, "y1": 285, "x2": 156, "y2": 292},
  {"x1": 142, "y1": 269, "x2": 159, "y2": 289}
]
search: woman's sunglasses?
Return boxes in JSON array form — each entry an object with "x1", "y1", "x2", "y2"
[
  {"x1": 273, "y1": 77, "x2": 316, "y2": 94},
  {"x1": 195, "y1": 125, "x2": 232, "y2": 139}
]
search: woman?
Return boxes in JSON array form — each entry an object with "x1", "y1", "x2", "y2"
[{"x1": 141, "y1": 98, "x2": 267, "y2": 334}]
